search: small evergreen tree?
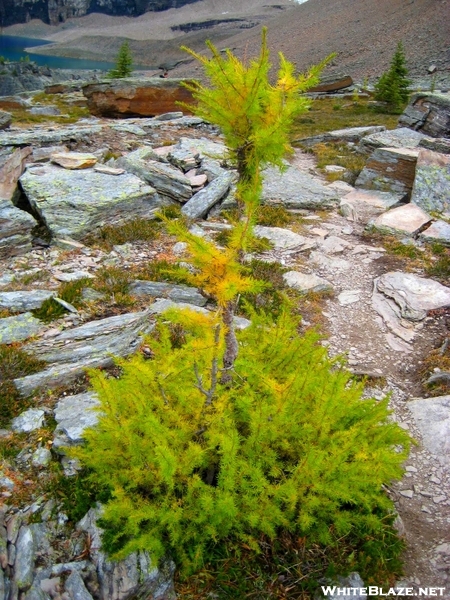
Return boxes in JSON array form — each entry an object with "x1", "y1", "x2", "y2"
[
  {"x1": 374, "y1": 42, "x2": 411, "y2": 112},
  {"x1": 108, "y1": 41, "x2": 133, "y2": 79},
  {"x1": 73, "y1": 31, "x2": 411, "y2": 579}
]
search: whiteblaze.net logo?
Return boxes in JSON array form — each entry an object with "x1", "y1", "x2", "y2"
[{"x1": 321, "y1": 586, "x2": 447, "y2": 597}]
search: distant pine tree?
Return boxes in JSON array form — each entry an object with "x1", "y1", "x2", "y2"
[
  {"x1": 374, "y1": 42, "x2": 411, "y2": 112},
  {"x1": 108, "y1": 41, "x2": 133, "y2": 79}
]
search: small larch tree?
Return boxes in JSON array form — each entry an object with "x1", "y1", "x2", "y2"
[
  {"x1": 374, "y1": 42, "x2": 411, "y2": 112},
  {"x1": 73, "y1": 30, "x2": 411, "y2": 578},
  {"x1": 108, "y1": 40, "x2": 133, "y2": 79}
]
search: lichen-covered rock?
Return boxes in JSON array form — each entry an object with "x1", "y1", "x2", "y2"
[
  {"x1": 0, "y1": 290, "x2": 56, "y2": 312},
  {"x1": 14, "y1": 310, "x2": 154, "y2": 396},
  {"x1": 82, "y1": 78, "x2": 195, "y2": 118},
  {"x1": 13, "y1": 526, "x2": 35, "y2": 591},
  {"x1": 294, "y1": 125, "x2": 385, "y2": 148},
  {"x1": 355, "y1": 147, "x2": 419, "y2": 199},
  {"x1": 11, "y1": 408, "x2": 45, "y2": 433},
  {"x1": 19, "y1": 164, "x2": 161, "y2": 239},
  {"x1": 0, "y1": 312, "x2": 44, "y2": 344},
  {"x1": 410, "y1": 148, "x2": 450, "y2": 215},
  {"x1": 261, "y1": 165, "x2": 339, "y2": 209},
  {"x1": 0, "y1": 125, "x2": 103, "y2": 148},
  {"x1": 358, "y1": 127, "x2": 430, "y2": 153},
  {"x1": 0, "y1": 197, "x2": 36, "y2": 258}
]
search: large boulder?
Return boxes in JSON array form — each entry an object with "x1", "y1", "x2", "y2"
[
  {"x1": 19, "y1": 164, "x2": 162, "y2": 239},
  {"x1": 355, "y1": 147, "x2": 419, "y2": 199},
  {"x1": 82, "y1": 78, "x2": 195, "y2": 118},
  {"x1": 398, "y1": 92, "x2": 450, "y2": 138},
  {"x1": 308, "y1": 74, "x2": 353, "y2": 93},
  {"x1": 410, "y1": 148, "x2": 450, "y2": 216}
]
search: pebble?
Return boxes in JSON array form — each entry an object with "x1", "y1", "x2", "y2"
[{"x1": 400, "y1": 490, "x2": 414, "y2": 499}]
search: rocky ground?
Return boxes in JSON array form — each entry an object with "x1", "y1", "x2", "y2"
[{"x1": 0, "y1": 88, "x2": 450, "y2": 597}]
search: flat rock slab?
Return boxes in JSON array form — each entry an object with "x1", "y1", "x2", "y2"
[
  {"x1": 20, "y1": 164, "x2": 160, "y2": 239},
  {"x1": 370, "y1": 203, "x2": 431, "y2": 236},
  {"x1": 419, "y1": 220, "x2": 450, "y2": 245},
  {"x1": 410, "y1": 148, "x2": 450, "y2": 215},
  {"x1": 53, "y1": 392, "x2": 100, "y2": 452},
  {"x1": 283, "y1": 271, "x2": 332, "y2": 293},
  {"x1": 51, "y1": 152, "x2": 97, "y2": 170},
  {"x1": 254, "y1": 226, "x2": 316, "y2": 250},
  {"x1": 82, "y1": 78, "x2": 194, "y2": 118},
  {"x1": 0, "y1": 125, "x2": 103, "y2": 147},
  {"x1": 295, "y1": 125, "x2": 385, "y2": 148},
  {"x1": 170, "y1": 137, "x2": 228, "y2": 162},
  {"x1": 375, "y1": 271, "x2": 450, "y2": 321},
  {"x1": 117, "y1": 148, "x2": 192, "y2": 201},
  {"x1": 372, "y1": 271, "x2": 450, "y2": 343},
  {"x1": 355, "y1": 147, "x2": 419, "y2": 198},
  {"x1": 14, "y1": 310, "x2": 153, "y2": 396},
  {"x1": 129, "y1": 281, "x2": 206, "y2": 306},
  {"x1": 0, "y1": 290, "x2": 56, "y2": 312},
  {"x1": 262, "y1": 165, "x2": 339, "y2": 209},
  {"x1": 408, "y1": 395, "x2": 450, "y2": 466},
  {"x1": 181, "y1": 171, "x2": 233, "y2": 219},
  {"x1": 338, "y1": 290, "x2": 361, "y2": 305},
  {"x1": 309, "y1": 251, "x2": 351, "y2": 272},
  {"x1": 339, "y1": 189, "x2": 405, "y2": 224},
  {"x1": 358, "y1": 127, "x2": 430, "y2": 153},
  {"x1": 11, "y1": 408, "x2": 45, "y2": 433},
  {"x1": 319, "y1": 235, "x2": 352, "y2": 254},
  {"x1": 0, "y1": 312, "x2": 43, "y2": 344}
]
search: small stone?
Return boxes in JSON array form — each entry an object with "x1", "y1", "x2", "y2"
[
  {"x1": 399, "y1": 489, "x2": 414, "y2": 498},
  {"x1": 53, "y1": 298, "x2": 78, "y2": 313},
  {"x1": 53, "y1": 271, "x2": 94, "y2": 282},
  {"x1": 93, "y1": 165, "x2": 125, "y2": 176},
  {"x1": 283, "y1": 271, "x2": 333, "y2": 293},
  {"x1": 51, "y1": 152, "x2": 97, "y2": 170},
  {"x1": 337, "y1": 290, "x2": 360, "y2": 305},
  {"x1": 371, "y1": 203, "x2": 432, "y2": 236},
  {"x1": 31, "y1": 447, "x2": 52, "y2": 468},
  {"x1": 405, "y1": 465, "x2": 418, "y2": 473},
  {"x1": 421, "y1": 505, "x2": 432, "y2": 514},
  {"x1": 433, "y1": 495, "x2": 446, "y2": 504}
]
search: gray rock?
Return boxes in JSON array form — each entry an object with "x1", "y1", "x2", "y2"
[
  {"x1": 110, "y1": 123, "x2": 146, "y2": 136},
  {"x1": 372, "y1": 272, "x2": 450, "y2": 342},
  {"x1": 14, "y1": 526, "x2": 35, "y2": 591},
  {"x1": 20, "y1": 164, "x2": 161, "y2": 240},
  {"x1": 398, "y1": 92, "x2": 450, "y2": 138},
  {"x1": 53, "y1": 392, "x2": 101, "y2": 452},
  {"x1": 31, "y1": 447, "x2": 52, "y2": 468},
  {"x1": 153, "y1": 111, "x2": 183, "y2": 121},
  {"x1": 32, "y1": 145, "x2": 69, "y2": 163},
  {"x1": 199, "y1": 158, "x2": 228, "y2": 182},
  {"x1": 0, "y1": 125, "x2": 103, "y2": 148},
  {"x1": 254, "y1": 226, "x2": 316, "y2": 250},
  {"x1": 283, "y1": 271, "x2": 332, "y2": 293},
  {"x1": 172, "y1": 137, "x2": 228, "y2": 162},
  {"x1": 338, "y1": 290, "x2": 361, "y2": 305},
  {"x1": 419, "y1": 137, "x2": 450, "y2": 155},
  {"x1": 370, "y1": 204, "x2": 432, "y2": 236},
  {"x1": 0, "y1": 474, "x2": 15, "y2": 491},
  {"x1": 309, "y1": 251, "x2": 351, "y2": 272},
  {"x1": 358, "y1": 127, "x2": 431, "y2": 153},
  {"x1": 410, "y1": 148, "x2": 450, "y2": 215},
  {"x1": 295, "y1": 125, "x2": 385, "y2": 148},
  {"x1": 0, "y1": 312, "x2": 43, "y2": 344},
  {"x1": 51, "y1": 562, "x2": 88, "y2": 576},
  {"x1": 64, "y1": 570, "x2": 94, "y2": 600},
  {"x1": 15, "y1": 310, "x2": 154, "y2": 397},
  {"x1": 0, "y1": 290, "x2": 56, "y2": 312},
  {"x1": 0, "y1": 568, "x2": 5, "y2": 600},
  {"x1": 11, "y1": 408, "x2": 45, "y2": 433},
  {"x1": 408, "y1": 395, "x2": 450, "y2": 466},
  {"x1": 0, "y1": 110, "x2": 12, "y2": 130},
  {"x1": 320, "y1": 235, "x2": 352, "y2": 254},
  {"x1": 182, "y1": 172, "x2": 234, "y2": 219},
  {"x1": 116, "y1": 148, "x2": 192, "y2": 201},
  {"x1": 0, "y1": 154, "x2": 37, "y2": 256},
  {"x1": 262, "y1": 165, "x2": 339, "y2": 209},
  {"x1": 129, "y1": 281, "x2": 207, "y2": 306},
  {"x1": 355, "y1": 147, "x2": 419, "y2": 199},
  {"x1": 77, "y1": 508, "x2": 176, "y2": 600},
  {"x1": 419, "y1": 220, "x2": 450, "y2": 245}
]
